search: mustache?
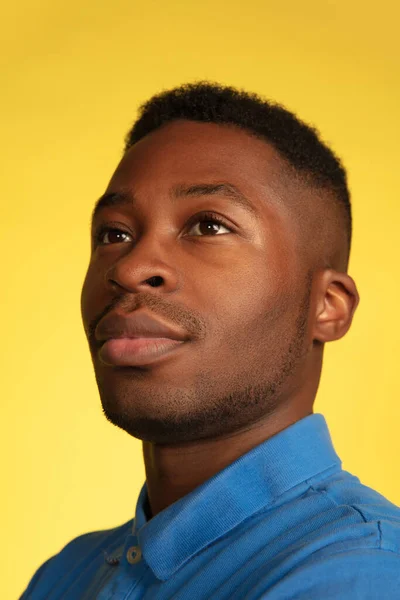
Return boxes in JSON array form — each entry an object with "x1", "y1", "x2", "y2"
[{"x1": 85, "y1": 292, "x2": 206, "y2": 344}]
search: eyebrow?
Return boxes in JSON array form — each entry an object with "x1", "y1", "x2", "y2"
[
  {"x1": 91, "y1": 182, "x2": 258, "y2": 224},
  {"x1": 91, "y1": 191, "x2": 132, "y2": 223}
]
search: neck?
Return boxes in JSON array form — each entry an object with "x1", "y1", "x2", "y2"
[{"x1": 142, "y1": 402, "x2": 312, "y2": 518}]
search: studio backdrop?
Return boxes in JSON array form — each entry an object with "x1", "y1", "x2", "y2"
[{"x1": 2, "y1": 1, "x2": 399, "y2": 598}]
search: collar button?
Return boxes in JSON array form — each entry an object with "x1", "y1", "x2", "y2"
[{"x1": 126, "y1": 545, "x2": 142, "y2": 564}]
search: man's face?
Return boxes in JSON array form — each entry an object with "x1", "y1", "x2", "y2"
[{"x1": 81, "y1": 120, "x2": 314, "y2": 444}]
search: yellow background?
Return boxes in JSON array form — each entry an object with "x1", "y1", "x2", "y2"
[{"x1": 2, "y1": 1, "x2": 399, "y2": 597}]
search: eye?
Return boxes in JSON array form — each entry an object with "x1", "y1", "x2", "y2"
[
  {"x1": 94, "y1": 212, "x2": 233, "y2": 247},
  {"x1": 187, "y1": 212, "x2": 233, "y2": 236},
  {"x1": 95, "y1": 227, "x2": 133, "y2": 245}
]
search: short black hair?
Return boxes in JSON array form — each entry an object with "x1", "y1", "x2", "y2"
[{"x1": 124, "y1": 81, "x2": 352, "y2": 263}]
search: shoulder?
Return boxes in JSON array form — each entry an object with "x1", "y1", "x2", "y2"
[
  {"x1": 20, "y1": 519, "x2": 133, "y2": 598},
  {"x1": 255, "y1": 470, "x2": 400, "y2": 598},
  {"x1": 309, "y1": 468, "x2": 400, "y2": 551},
  {"x1": 251, "y1": 547, "x2": 400, "y2": 599},
  {"x1": 45, "y1": 517, "x2": 133, "y2": 569}
]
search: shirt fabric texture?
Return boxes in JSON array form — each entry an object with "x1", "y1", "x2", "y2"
[{"x1": 21, "y1": 414, "x2": 400, "y2": 599}]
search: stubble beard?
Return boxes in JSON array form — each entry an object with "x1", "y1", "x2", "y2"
[{"x1": 97, "y1": 274, "x2": 312, "y2": 444}]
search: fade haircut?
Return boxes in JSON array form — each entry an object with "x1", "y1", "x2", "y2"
[{"x1": 124, "y1": 82, "x2": 352, "y2": 266}]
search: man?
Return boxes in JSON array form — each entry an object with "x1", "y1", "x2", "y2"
[{"x1": 21, "y1": 82, "x2": 400, "y2": 599}]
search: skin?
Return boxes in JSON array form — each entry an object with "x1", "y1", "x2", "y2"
[{"x1": 81, "y1": 120, "x2": 360, "y2": 518}]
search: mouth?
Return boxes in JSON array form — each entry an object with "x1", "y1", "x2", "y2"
[{"x1": 98, "y1": 336, "x2": 187, "y2": 367}]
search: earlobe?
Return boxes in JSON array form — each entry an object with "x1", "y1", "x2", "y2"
[{"x1": 312, "y1": 270, "x2": 360, "y2": 344}]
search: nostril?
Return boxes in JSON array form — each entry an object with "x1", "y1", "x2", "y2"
[{"x1": 146, "y1": 276, "x2": 163, "y2": 287}]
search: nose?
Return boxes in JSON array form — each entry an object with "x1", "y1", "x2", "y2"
[{"x1": 105, "y1": 237, "x2": 180, "y2": 295}]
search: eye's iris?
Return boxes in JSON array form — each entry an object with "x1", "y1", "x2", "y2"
[
  {"x1": 191, "y1": 215, "x2": 231, "y2": 236},
  {"x1": 104, "y1": 230, "x2": 129, "y2": 244},
  {"x1": 198, "y1": 221, "x2": 223, "y2": 235}
]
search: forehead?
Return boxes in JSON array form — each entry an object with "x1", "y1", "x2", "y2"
[{"x1": 106, "y1": 120, "x2": 290, "y2": 215}]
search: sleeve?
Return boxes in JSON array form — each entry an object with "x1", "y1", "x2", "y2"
[{"x1": 255, "y1": 548, "x2": 400, "y2": 599}]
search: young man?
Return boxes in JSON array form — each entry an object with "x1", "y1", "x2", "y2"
[{"x1": 21, "y1": 83, "x2": 400, "y2": 598}]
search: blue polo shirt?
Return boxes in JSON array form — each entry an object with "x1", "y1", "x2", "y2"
[{"x1": 21, "y1": 414, "x2": 400, "y2": 599}]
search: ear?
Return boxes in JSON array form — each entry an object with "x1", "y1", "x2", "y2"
[{"x1": 312, "y1": 269, "x2": 360, "y2": 343}]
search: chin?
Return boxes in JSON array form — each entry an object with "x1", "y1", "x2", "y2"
[
  {"x1": 100, "y1": 393, "x2": 223, "y2": 444},
  {"x1": 103, "y1": 411, "x2": 211, "y2": 444}
]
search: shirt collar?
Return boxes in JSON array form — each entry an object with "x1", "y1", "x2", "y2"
[{"x1": 133, "y1": 413, "x2": 341, "y2": 581}]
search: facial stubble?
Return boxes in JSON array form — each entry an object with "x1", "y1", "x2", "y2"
[{"x1": 95, "y1": 271, "x2": 313, "y2": 444}]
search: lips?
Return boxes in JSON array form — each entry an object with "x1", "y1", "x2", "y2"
[{"x1": 94, "y1": 310, "x2": 189, "y2": 367}]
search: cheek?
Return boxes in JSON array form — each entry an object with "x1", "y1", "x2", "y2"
[
  {"x1": 80, "y1": 266, "x2": 103, "y2": 327},
  {"x1": 80, "y1": 274, "x2": 91, "y2": 333},
  {"x1": 205, "y1": 232, "x2": 302, "y2": 358},
  {"x1": 205, "y1": 259, "x2": 292, "y2": 350}
]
